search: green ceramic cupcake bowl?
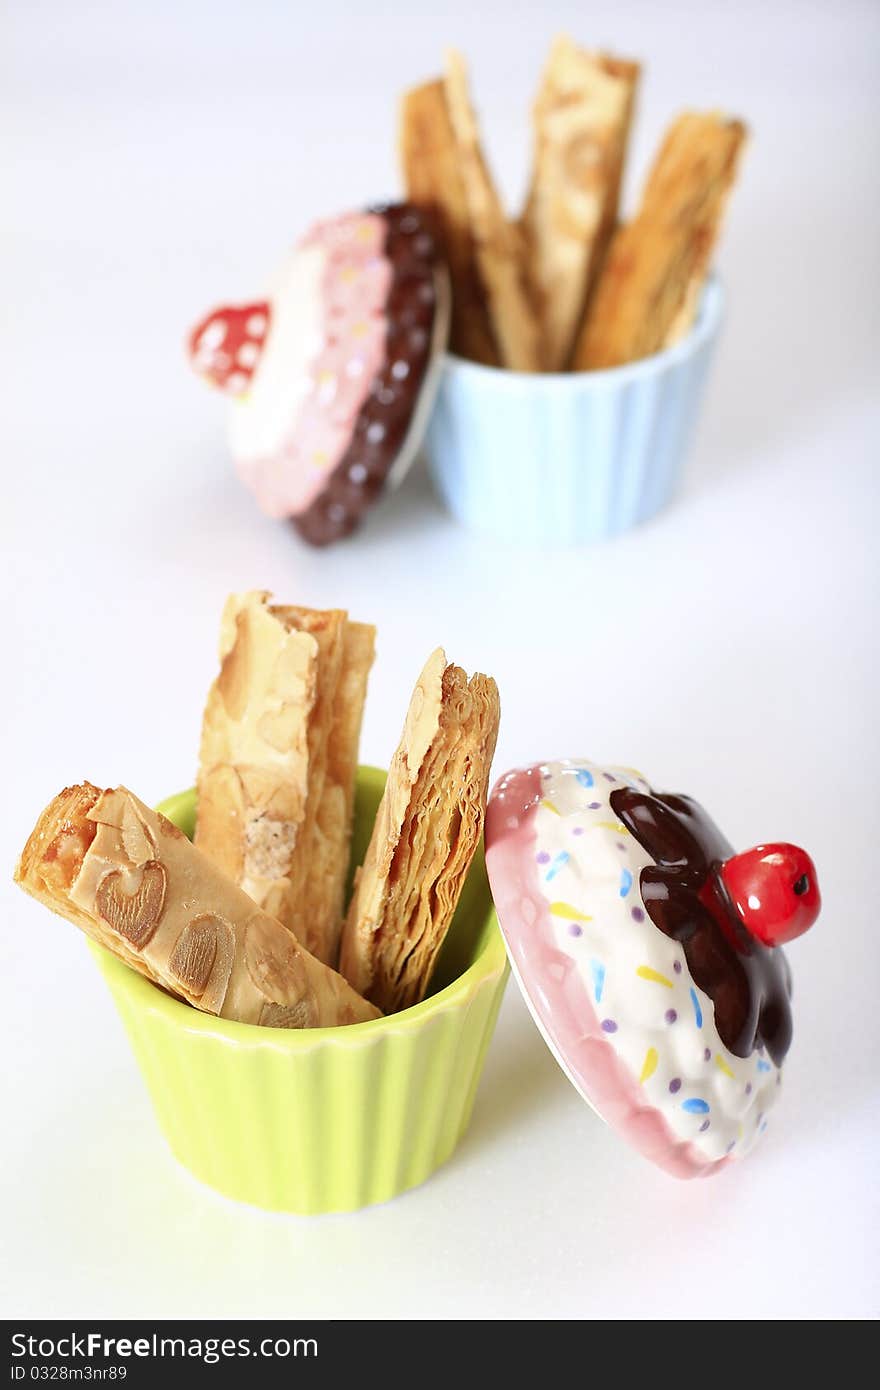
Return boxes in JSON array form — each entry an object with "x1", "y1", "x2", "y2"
[{"x1": 90, "y1": 766, "x2": 509, "y2": 1215}]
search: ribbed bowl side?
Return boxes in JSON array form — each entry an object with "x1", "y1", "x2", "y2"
[
  {"x1": 425, "y1": 281, "x2": 722, "y2": 546},
  {"x1": 97, "y1": 946, "x2": 508, "y2": 1215},
  {"x1": 90, "y1": 771, "x2": 508, "y2": 1214}
]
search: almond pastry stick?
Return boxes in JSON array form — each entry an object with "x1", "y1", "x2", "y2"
[
  {"x1": 195, "y1": 591, "x2": 317, "y2": 910},
  {"x1": 196, "y1": 592, "x2": 374, "y2": 965},
  {"x1": 573, "y1": 111, "x2": 746, "y2": 370},
  {"x1": 643, "y1": 111, "x2": 747, "y2": 345},
  {"x1": 443, "y1": 49, "x2": 541, "y2": 371},
  {"x1": 15, "y1": 783, "x2": 381, "y2": 1028},
  {"x1": 400, "y1": 79, "x2": 499, "y2": 366},
  {"x1": 339, "y1": 649, "x2": 500, "y2": 1013},
  {"x1": 281, "y1": 608, "x2": 375, "y2": 965},
  {"x1": 521, "y1": 36, "x2": 640, "y2": 370}
]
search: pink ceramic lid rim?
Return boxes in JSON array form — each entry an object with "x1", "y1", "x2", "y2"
[
  {"x1": 235, "y1": 212, "x2": 392, "y2": 517},
  {"x1": 485, "y1": 766, "x2": 730, "y2": 1179}
]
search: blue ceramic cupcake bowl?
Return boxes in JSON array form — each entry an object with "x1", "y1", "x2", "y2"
[{"x1": 425, "y1": 279, "x2": 723, "y2": 546}]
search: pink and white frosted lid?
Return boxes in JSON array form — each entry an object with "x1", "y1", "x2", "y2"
[
  {"x1": 484, "y1": 758, "x2": 820, "y2": 1179},
  {"x1": 188, "y1": 203, "x2": 449, "y2": 547}
]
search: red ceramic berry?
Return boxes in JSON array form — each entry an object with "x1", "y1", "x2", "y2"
[
  {"x1": 188, "y1": 301, "x2": 271, "y2": 394},
  {"x1": 719, "y1": 844, "x2": 820, "y2": 947}
]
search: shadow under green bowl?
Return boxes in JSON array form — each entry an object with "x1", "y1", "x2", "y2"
[{"x1": 91, "y1": 766, "x2": 509, "y2": 1214}]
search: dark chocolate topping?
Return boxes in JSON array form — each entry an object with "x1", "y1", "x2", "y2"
[
  {"x1": 610, "y1": 785, "x2": 793, "y2": 1066},
  {"x1": 293, "y1": 203, "x2": 444, "y2": 546}
]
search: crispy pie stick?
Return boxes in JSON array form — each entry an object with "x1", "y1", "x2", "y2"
[
  {"x1": 339, "y1": 649, "x2": 501, "y2": 1014},
  {"x1": 521, "y1": 36, "x2": 640, "y2": 370},
  {"x1": 443, "y1": 50, "x2": 542, "y2": 372},
  {"x1": 643, "y1": 112, "x2": 747, "y2": 345},
  {"x1": 275, "y1": 608, "x2": 374, "y2": 965},
  {"x1": 196, "y1": 593, "x2": 375, "y2": 965},
  {"x1": 195, "y1": 590, "x2": 317, "y2": 905},
  {"x1": 399, "y1": 79, "x2": 499, "y2": 366},
  {"x1": 573, "y1": 111, "x2": 747, "y2": 369},
  {"x1": 15, "y1": 784, "x2": 381, "y2": 1028}
]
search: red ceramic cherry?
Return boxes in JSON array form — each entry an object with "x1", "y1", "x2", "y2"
[
  {"x1": 719, "y1": 844, "x2": 820, "y2": 947},
  {"x1": 188, "y1": 301, "x2": 271, "y2": 394}
]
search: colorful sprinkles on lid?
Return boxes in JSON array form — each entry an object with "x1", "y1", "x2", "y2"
[
  {"x1": 637, "y1": 965, "x2": 673, "y2": 988},
  {"x1": 682, "y1": 1098, "x2": 710, "y2": 1115},
  {"x1": 689, "y1": 988, "x2": 703, "y2": 1028},
  {"x1": 640, "y1": 1048, "x2": 658, "y2": 1083},
  {"x1": 590, "y1": 959, "x2": 605, "y2": 1004},
  {"x1": 522, "y1": 759, "x2": 786, "y2": 1166},
  {"x1": 549, "y1": 902, "x2": 592, "y2": 923},
  {"x1": 544, "y1": 851, "x2": 570, "y2": 881}
]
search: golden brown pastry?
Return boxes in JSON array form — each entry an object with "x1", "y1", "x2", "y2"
[
  {"x1": 521, "y1": 36, "x2": 640, "y2": 370},
  {"x1": 195, "y1": 592, "x2": 374, "y2": 965},
  {"x1": 339, "y1": 649, "x2": 500, "y2": 1013},
  {"x1": 443, "y1": 49, "x2": 541, "y2": 372},
  {"x1": 399, "y1": 78, "x2": 499, "y2": 366},
  {"x1": 195, "y1": 592, "x2": 316, "y2": 914},
  {"x1": 643, "y1": 112, "x2": 747, "y2": 345},
  {"x1": 14, "y1": 783, "x2": 381, "y2": 1028},
  {"x1": 399, "y1": 57, "x2": 541, "y2": 370},
  {"x1": 573, "y1": 111, "x2": 746, "y2": 369}
]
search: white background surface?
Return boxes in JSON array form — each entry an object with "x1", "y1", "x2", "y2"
[{"x1": 3, "y1": 0, "x2": 878, "y2": 1321}]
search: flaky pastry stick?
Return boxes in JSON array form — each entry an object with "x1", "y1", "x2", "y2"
[
  {"x1": 339, "y1": 649, "x2": 500, "y2": 1013},
  {"x1": 195, "y1": 592, "x2": 317, "y2": 913},
  {"x1": 279, "y1": 608, "x2": 374, "y2": 964},
  {"x1": 196, "y1": 592, "x2": 374, "y2": 965},
  {"x1": 443, "y1": 50, "x2": 541, "y2": 371},
  {"x1": 643, "y1": 112, "x2": 746, "y2": 345},
  {"x1": 399, "y1": 79, "x2": 499, "y2": 366},
  {"x1": 521, "y1": 36, "x2": 640, "y2": 370},
  {"x1": 573, "y1": 111, "x2": 746, "y2": 369},
  {"x1": 15, "y1": 783, "x2": 380, "y2": 1028}
]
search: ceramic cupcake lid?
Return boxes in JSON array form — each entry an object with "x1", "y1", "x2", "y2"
[
  {"x1": 485, "y1": 758, "x2": 820, "y2": 1179},
  {"x1": 189, "y1": 202, "x2": 450, "y2": 546}
]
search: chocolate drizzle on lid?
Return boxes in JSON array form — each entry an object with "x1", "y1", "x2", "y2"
[
  {"x1": 609, "y1": 785, "x2": 793, "y2": 1066},
  {"x1": 292, "y1": 203, "x2": 445, "y2": 546}
]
